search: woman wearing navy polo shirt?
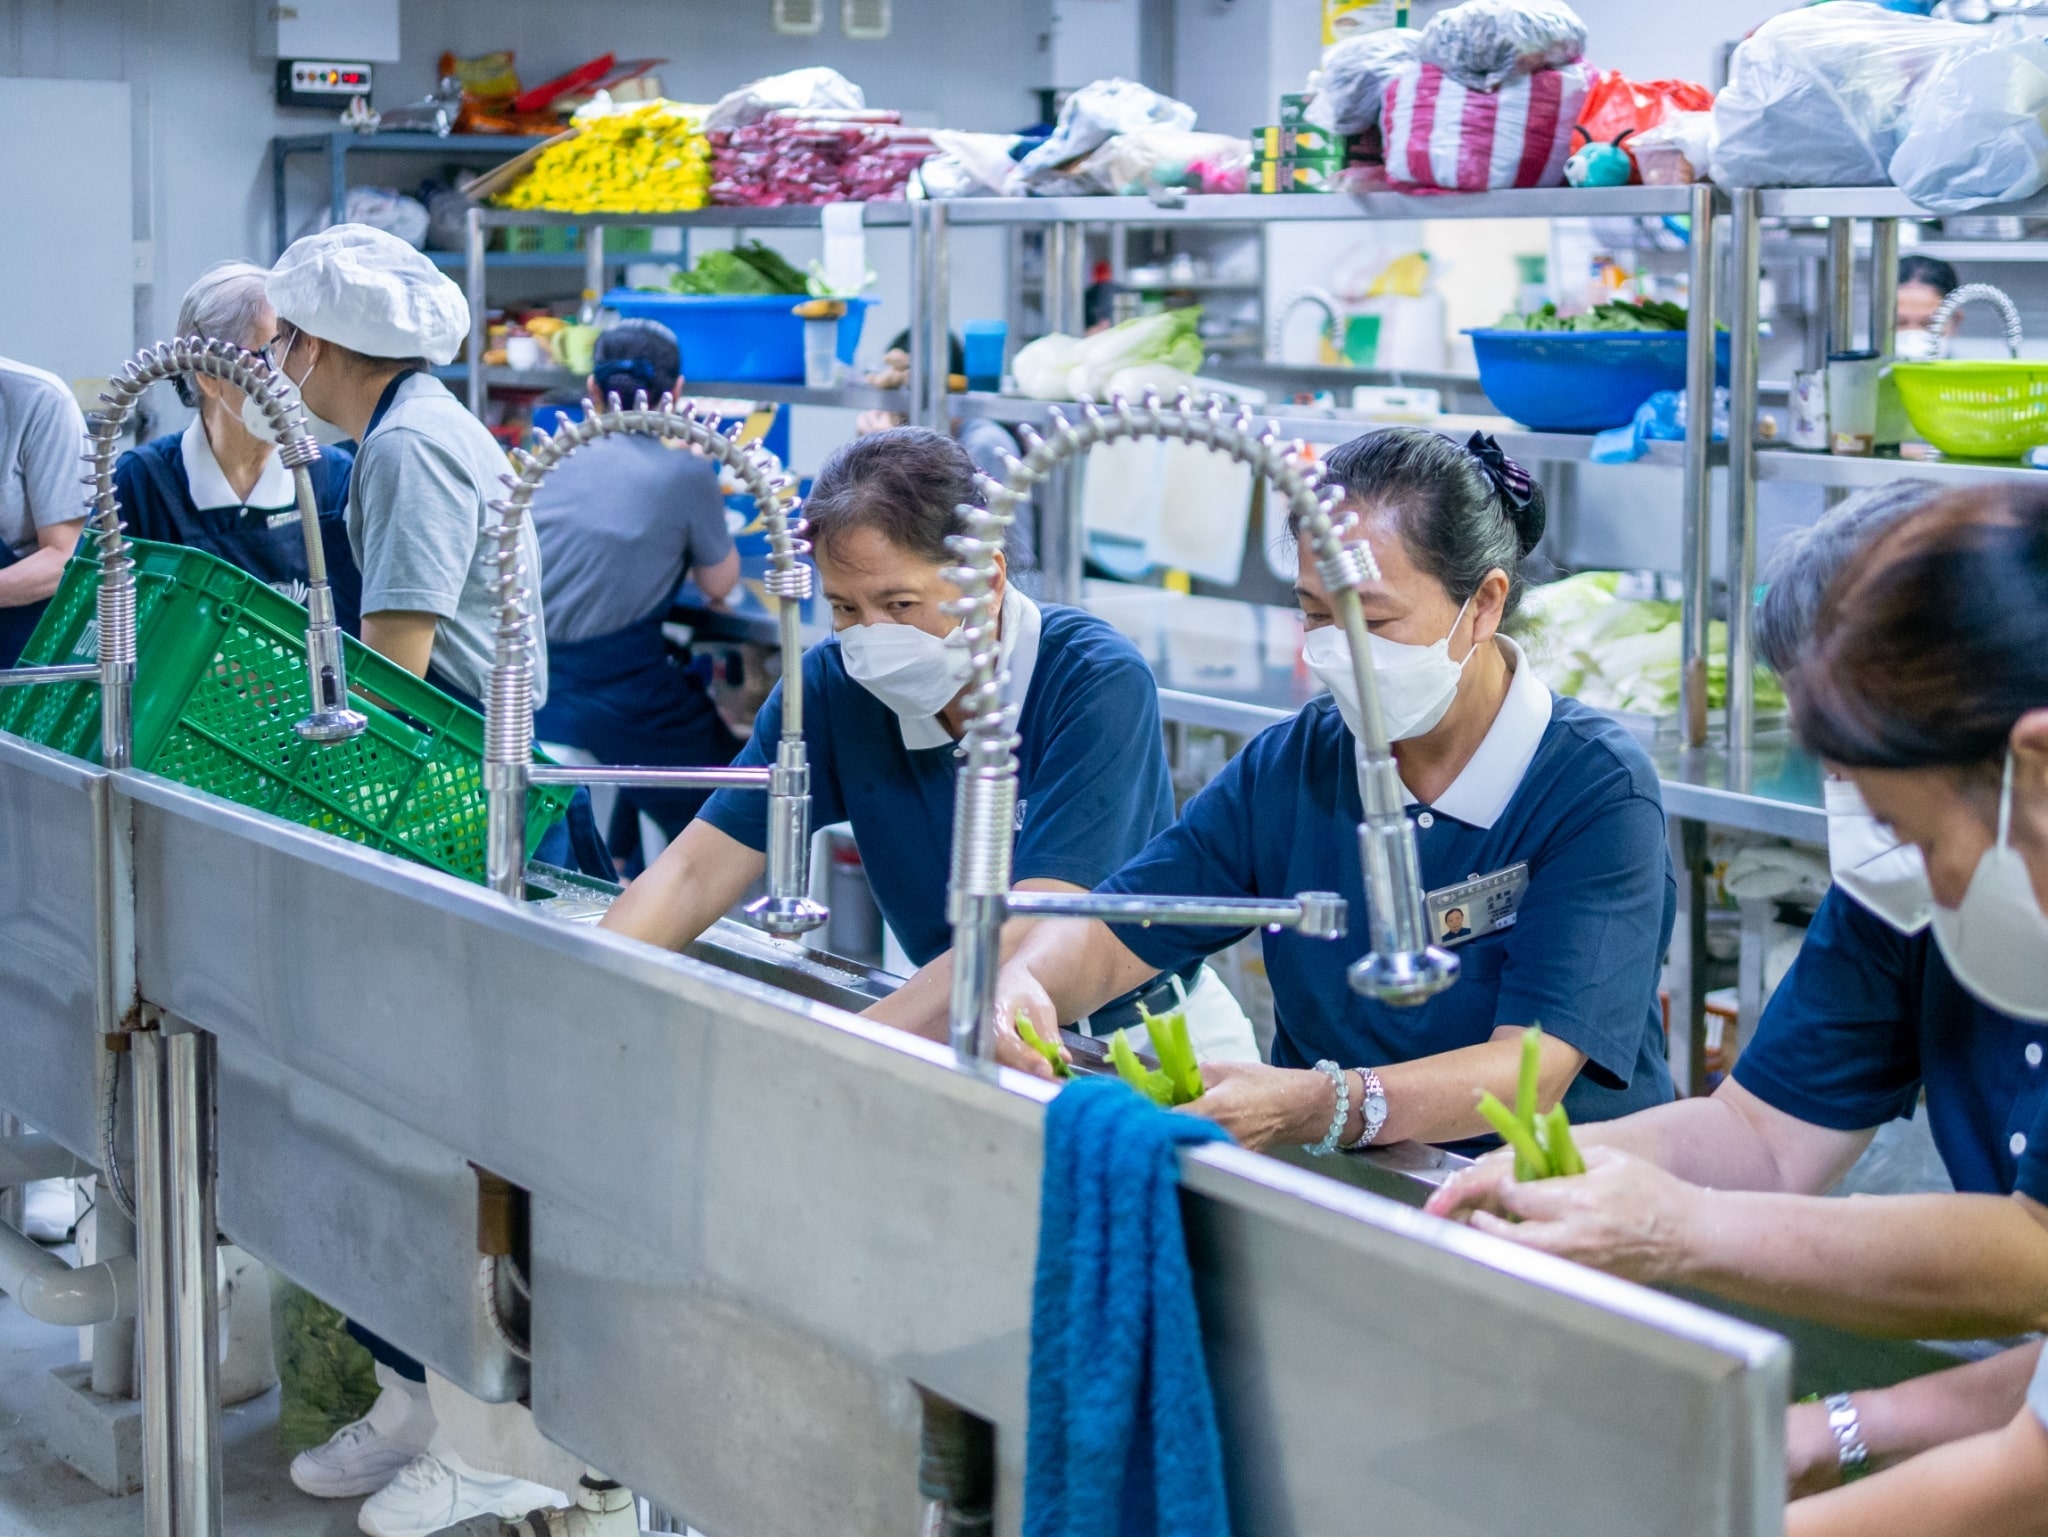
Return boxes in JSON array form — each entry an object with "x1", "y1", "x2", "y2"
[
  {"x1": 996, "y1": 427, "x2": 1676, "y2": 1149},
  {"x1": 113, "y1": 262, "x2": 360, "y2": 627},
  {"x1": 603, "y1": 427, "x2": 1257, "y2": 1060}
]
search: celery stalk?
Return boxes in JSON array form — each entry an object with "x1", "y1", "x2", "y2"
[
  {"x1": 1542, "y1": 1103, "x2": 1586, "y2": 1177},
  {"x1": 1476, "y1": 1090, "x2": 1551, "y2": 1182}
]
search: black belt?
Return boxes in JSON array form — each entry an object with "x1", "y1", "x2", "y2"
[{"x1": 1075, "y1": 961, "x2": 1205, "y2": 1039}]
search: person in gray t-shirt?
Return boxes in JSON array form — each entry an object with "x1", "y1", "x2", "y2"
[
  {"x1": 265, "y1": 225, "x2": 608, "y2": 890},
  {"x1": 265, "y1": 225, "x2": 545, "y2": 710},
  {"x1": 530, "y1": 321, "x2": 743, "y2": 865},
  {"x1": 0, "y1": 356, "x2": 89, "y2": 665}
]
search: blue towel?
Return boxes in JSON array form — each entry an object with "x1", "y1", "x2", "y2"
[{"x1": 1024, "y1": 1075, "x2": 1234, "y2": 1537}]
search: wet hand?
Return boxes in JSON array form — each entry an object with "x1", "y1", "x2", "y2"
[
  {"x1": 1466, "y1": 1146, "x2": 1702, "y2": 1283},
  {"x1": 992, "y1": 972, "x2": 1067, "y2": 1082},
  {"x1": 1784, "y1": 1399, "x2": 1845, "y2": 1499},
  {"x1": 1185, "y1": 1062, "x2": 1329, "y2": 1152},
  {"x1": 1424, "y1": 1147, "x2": 1518, "y2": 1223}
]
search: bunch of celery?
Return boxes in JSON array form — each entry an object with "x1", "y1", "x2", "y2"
[
  {"x1": 1474, "y1": 1026, "x2": 1586, "y2": 1181},
  {"x1": 1109, "y1": 1007, "x2": 1205, "y2": 1107}
]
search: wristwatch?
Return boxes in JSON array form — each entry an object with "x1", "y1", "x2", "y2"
[
  {"x1": 1824, "y1": 1393, "x2": 1870, "y2": 1483},
  {"x1": 1345, "y1": 1068, "x2": 1388, "y2": 1150}
]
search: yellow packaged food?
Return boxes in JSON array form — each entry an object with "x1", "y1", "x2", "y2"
[{"x1": 492, "y1": 100, "x2": 712, "y2": 214}]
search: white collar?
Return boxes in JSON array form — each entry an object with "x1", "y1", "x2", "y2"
[
  {"x1": 180, "y1": 417, "x2": 295, "y2": 512},
  {"x1": 896, "y1": 587, "x2": 1043, "y2": 751},
  {"x1": 1401, "y1": 634, "x2": 1553, "y2": 830}
]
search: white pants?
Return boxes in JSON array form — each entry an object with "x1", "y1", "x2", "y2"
[
  {"x1": 427, "y1": 1372, "x2": 586, "y2": 1491},
  {"x1": 1176, "y1": 965, "x2": 1262, "y2": 1064}
]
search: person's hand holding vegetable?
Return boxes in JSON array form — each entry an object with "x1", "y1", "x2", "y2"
[
  {"x1": 1185, "y1": 1061, "x2": 1365, "y2": 1152},
  {"x1": 1451, "y1": 1144, "x2": 1706, "y2": 1284}
]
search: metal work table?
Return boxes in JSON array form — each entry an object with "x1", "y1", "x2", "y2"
[{"x1": 0, "y1": 733, "x2": 1799, "y2": 1536}]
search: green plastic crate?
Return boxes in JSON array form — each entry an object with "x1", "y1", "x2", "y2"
[{"x1": 0, "y1": 540, "x2": 571, "y2": 884}]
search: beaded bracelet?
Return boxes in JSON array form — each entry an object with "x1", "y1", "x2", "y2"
[{"x1": 1304, "y1": 1059, "x2": 1350, "y2": 1157}]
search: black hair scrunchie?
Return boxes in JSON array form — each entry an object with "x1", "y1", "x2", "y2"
[{"x1": 1464, "y1": 431, "x2": 1534, "y2": 514}]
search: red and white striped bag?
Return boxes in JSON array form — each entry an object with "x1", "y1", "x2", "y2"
[{"x1": 1381, "y1": 60, "x2": 1591, "y2": 191}]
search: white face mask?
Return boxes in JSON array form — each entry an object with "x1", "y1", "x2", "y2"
[
  {"x1": 1302, "y1": 597, "x2": 1474, "y2": 743},
  {"x1": 1929, "y1": 754, "x2": 2048, "y2": 1022},
  {"x1": 242, "y1": 334, "x2": 314, "y2": 441},
  {"x1": 1892, "y1": 327, "x2": 1940, "y2": 361},
  {"x1": 1824, "y1": 777, "x2": 1933, "y2": 934},
  {"x1": 238, "y1": 388, "x2": 280, "y2": 444},
  {"x1": 838, "y1": 619, "x2": 973, "y2": 723}
]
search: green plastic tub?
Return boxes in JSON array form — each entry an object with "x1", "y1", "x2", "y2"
[{"x1": 0, "y1": 539, "x2": 569, "y2": 883}]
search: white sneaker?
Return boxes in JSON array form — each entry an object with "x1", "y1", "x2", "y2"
[
  {"x1": 357, "y1": 1445, "x2": 566, "y2": 1537},
  {"x1": 292, "y1": 1370, "x2": 437, "y2": 1498}
]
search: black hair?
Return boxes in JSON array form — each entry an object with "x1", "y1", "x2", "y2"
[
  {"x1": 806, "y1": 426, "x2": 982, "y2": 566},
  {"x1": 1791, "y1": 485, "x2": 2048, "y2": 770},
  {"x1": 1754, "y1": 479, "x2": 1942, "y2": 677},
  {"x1": 1296, "y1": 427, "x2": 1548, "y2": 618},
  {"x1": 593, "y1": 318, "x2": 681, "y2": 401},
  {"x1": 1899, "y1": 254, "x2": 1959, "y2": 296},
  {"x1": 885, "y1": 327, "x2": 966, "y2": 378}
]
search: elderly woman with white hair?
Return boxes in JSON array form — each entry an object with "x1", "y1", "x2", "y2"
[{"x1": 113, "y1": 259, "x2": 361, "y2": 628}]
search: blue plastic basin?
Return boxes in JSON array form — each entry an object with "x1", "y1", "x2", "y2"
[
  {"x1": 600, "y1": 291, "x2": 874, "y2": 383},
  {"x1": 1464, "y1": 328, "x2": 1732, "y2": 432}
]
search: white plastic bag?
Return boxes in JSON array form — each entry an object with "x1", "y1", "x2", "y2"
[
  {"x1": 1710, "y1": 3, "x2": 1971, "y2": 188},
  {"x1": 924, "y1": 130, "x2": 1026, "y2": 196},
  {"x1": 1010, "y1": 79, "x2": 1196, "y2": 193},
  {"x1": 1068, "y1": 128, "x2": 1251, "y2": 196},
  {"x1": 1418, "y1": 0, "x2": 1585, "y2": 93},
  {"x1": 1629, "y1": 110, "x2": 1712, "y2": 185},
  {"x1": 295, "y1": 186, "x2": 430, "y2": 249},
  {"x1": 703, "y1": 67, "x2": 864, "y2": 133},
  {"x1": 1305, "y1": 28, "x2": 1422, "y2": 135},
  {"x1": 1890, "y1": 24, "x2": 2048, "y2": 214}
]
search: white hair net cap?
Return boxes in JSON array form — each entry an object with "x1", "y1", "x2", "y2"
[{"x1": 267, "y1": 224, "x2": 470, "y2": 366}]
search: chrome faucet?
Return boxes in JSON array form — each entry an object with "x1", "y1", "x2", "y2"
[
  {"x1": 481, "y1": 392, "x2": 827, "y2": 935},
  {"x1": 1928, "y1": 283, "x2": 2024, "y2": 359},
  {"x1": 0, "y1": 338, "x2": 365, "y2": 758},
  {"x1": 943, "y1": 391, "x2": 1458, "y2": 1076}
]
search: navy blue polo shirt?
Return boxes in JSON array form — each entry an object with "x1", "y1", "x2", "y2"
[
  {"x1": 1099, "y1": 663, "x2": 1676, "y2": 1125},
  {"x1": 699, "y1": 601, "x2": 1175, "y2": 968},
  {"x1": 114, "y1": 423, "x2": 361, "y2": 632},
  {"x1": 1734, "y1": 887, "x2": 2048, "y2": 1201}
]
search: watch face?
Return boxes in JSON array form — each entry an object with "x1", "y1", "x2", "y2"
[{"x1": 1364, "y1": 1087, "x2": 1387, "y2": 1118}]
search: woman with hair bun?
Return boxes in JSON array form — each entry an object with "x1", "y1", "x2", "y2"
[{"x1": 996, "y1": 426, "x2": 1677, "y2": 1151}]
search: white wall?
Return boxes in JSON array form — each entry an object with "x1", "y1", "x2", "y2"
[{"x1": 0, "y1": 76, "x2": 132, "y2": 386}]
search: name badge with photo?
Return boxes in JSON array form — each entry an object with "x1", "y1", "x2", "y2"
[{"x1": 1425, "y1": 863, "x2": 1529, "y2": 948}]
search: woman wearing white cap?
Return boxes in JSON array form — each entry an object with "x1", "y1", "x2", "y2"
[
  {"x1": 263, "y1": 223, "x2": 534, "y2": 712},
  {"x1": 265, "y1": 225, "x2": 609, "y2": 1536}
]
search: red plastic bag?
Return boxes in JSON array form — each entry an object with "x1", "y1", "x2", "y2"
[{"x1": 1576, "y1": 71, "x2": 1713, "y2": 179}]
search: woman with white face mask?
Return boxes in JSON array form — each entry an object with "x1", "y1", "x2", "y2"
[
  {"x1": 1424, "y1": 479, "x2": 2048, "y2": 1501},
  {"x1": 110, "y1": 261, "x2": 362, "y2": 626},
  {"x1": 602, "y1": 427, "x2": 1259, "y2": 1062},
  {"x1": 995, "y1": 427, "x2": 1677, "y2": 1150},
  {"x1": 1766, "y1": 488, "x2": 2048, "y2": 1537}
]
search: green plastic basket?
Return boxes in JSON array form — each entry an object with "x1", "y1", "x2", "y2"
[
  {"x1": 1890, "y1": 359, "x2": 2048, "y2": 461},
  {"x1": 0, "y1": 540, "x2": 571, "y2": 883}
]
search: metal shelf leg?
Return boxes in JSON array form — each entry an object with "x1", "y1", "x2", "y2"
[{"x1": 1725, "y1": 189, "x2": 1762, "y2": 784}]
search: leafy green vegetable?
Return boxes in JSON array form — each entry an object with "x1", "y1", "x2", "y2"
[
  {"x1": 271, "y1": 1274, "x2": 382, "y2": 1455},
  {"x1": 1492, "y1": 299, "x2": 1688, "y2": 333},
  {"x1": 1016, "y1": 1012, "x2": 1072, "y2": 1079},
  {"x1": 666, "y1": 240, "x2": 810, "y2": 297}
]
